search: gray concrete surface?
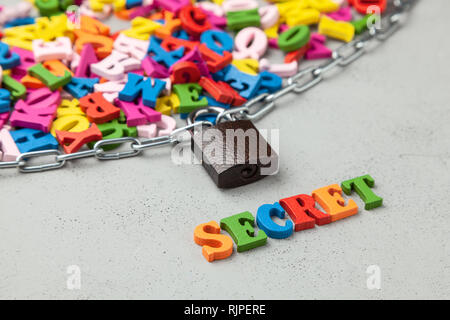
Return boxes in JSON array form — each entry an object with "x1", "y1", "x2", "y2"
[{"x1": 0, "y1": 0, "x2": 449, "y2": 299}]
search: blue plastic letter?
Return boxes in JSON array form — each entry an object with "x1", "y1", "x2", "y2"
[
  {"x1": 256, "y1": 202, "x2": 294, "y2": 239},
  {"x1": 10, "y1": 128, "x2": 59, "y2": 153},
  {"x1": 119, "y1": 73, "x2": 166, "y2": 107},
  {"x1": 200, "y1": 30, "x2": 233, "y2": 55}
]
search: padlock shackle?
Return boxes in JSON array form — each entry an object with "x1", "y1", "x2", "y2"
[{"x1": 186, "y1": 106, "x2": 232, "y2": 126}]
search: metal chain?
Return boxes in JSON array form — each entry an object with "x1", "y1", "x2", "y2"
[
  {"x1": 0, "y1": 121, "x2": 212, "y2": 173},
  {"x1": 0, "y1": 0, "x2": 417, "y2": 174}
]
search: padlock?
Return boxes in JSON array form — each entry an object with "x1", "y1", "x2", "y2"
[{"x1": 188, "y1": 107, "x2": 278, "y2": 188}]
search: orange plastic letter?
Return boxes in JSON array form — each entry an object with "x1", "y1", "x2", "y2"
[
  {"x1": 312, "y1": 184, "x2": 358, "y2": 222},
  {"x1": 74, "y1": 30, "x2": 113, "y2": 59},
  {"x1": 193, "y1": 221, "x2": 233, "y2": 262},
  {"x1": 80, "y1": 16, "x2": 110, "y2": 36}
]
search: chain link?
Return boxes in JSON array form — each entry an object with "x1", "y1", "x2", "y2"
[
  {"x1": 0, "y1": 0, "x2": 417, "y2": 173},
  {"x1": 16, "y1": 149, "x2": 65, "y2": 173}
]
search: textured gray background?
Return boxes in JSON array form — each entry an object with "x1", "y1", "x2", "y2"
[{"x1": 1, "y1": 0, "x2": 449, "y2": 299}]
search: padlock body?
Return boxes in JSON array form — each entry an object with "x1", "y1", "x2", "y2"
[{"x1": 192, "y1": 120, "x2": 278, "y2": 188}]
